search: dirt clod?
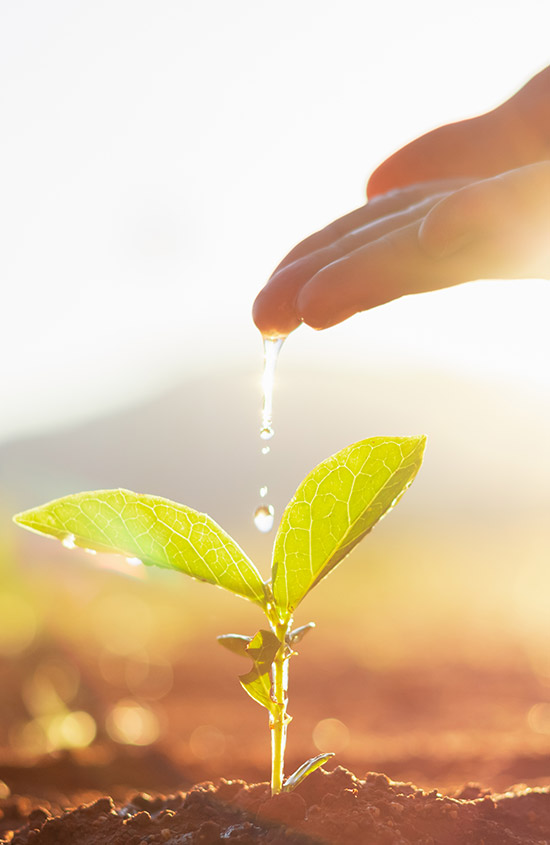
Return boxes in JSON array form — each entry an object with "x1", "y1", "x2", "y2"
[{"x1": 257, "y1": 791, "x2": 307, "y2": 823}]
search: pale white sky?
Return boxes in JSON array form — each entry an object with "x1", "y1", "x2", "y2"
[{"x1": 2, "y1": 0, "x2": 550, "y2": 441}]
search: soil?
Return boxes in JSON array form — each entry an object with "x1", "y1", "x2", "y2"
[
  {"x1": 2, "y1": 646, "x2": 550, "y2": 844},
  {"x1": 2, "y1": 764, "x2": 550, "y2": 845}
]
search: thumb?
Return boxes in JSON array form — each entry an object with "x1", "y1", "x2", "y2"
[
  {"x1": 418, "y1": 175, "x2": 513, "y2": 259},
  {"x1": 418, "y1": 163, "x2": 550, "y2": 279}
]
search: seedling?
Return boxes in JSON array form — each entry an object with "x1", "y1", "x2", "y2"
[{"x1": 13, "y1": 435, "x2": 425, "y2": 794}]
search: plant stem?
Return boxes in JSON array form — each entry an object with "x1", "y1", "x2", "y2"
[{"x1": 270, "y1": 622, "x2": 291, "y2": 795}]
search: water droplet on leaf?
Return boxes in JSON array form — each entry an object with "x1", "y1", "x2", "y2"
[
  {"x1": 62, "y1": 534, "x2": 76, "y2": 549},
  {"x1": 126, "y1": 557, "x2": 143, "y2": 567},
  {"x1": 254, "y1": 504, "x2": 274, "y2": 533}
]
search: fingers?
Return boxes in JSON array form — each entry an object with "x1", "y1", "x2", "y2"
[
  {"x1": 367, "y1": 66, "x2": 550, "y2": 200},
  {"x1": 254, "y1": 156, "x2": 550, "y2": 338},
  {"x1": 367, "y1": 110, "x2": 510, "y2": 199},
  {"x1": 297, "y1": 163, "x2": 550, "y2": 331},
  {"x1": 271, "y1": 179, "x2": 468, "y2": 275},
  {"x1": 293, "y1": 221, "x2": 469, "y2": 330},
  {"x1": 253, "y1": 182, "x2": 466, "y2": 337}
]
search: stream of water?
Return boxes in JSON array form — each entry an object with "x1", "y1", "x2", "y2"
[{"x1": 254, "y1": 337, "x2": 284, "y2": 533}]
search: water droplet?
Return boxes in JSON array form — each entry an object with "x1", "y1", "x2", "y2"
[
  {"x1": 126, "y1": 557, "x2": 143, "y2": 567},
  {"x1": 62, "y1": 534, "x2": 76, "y2": 549},
  {"x1": 261, "y1": 446, "x2": 270, "y2": 455},
  {"x1": 260, "y1": 425, "x2": 274, "y2": 441},
  {"x1": 84, "y1": 548, "x2": 97, "y2": 556},
  {"x1": 254, "y1": 504, "x2": 275, "y2": 533},
  {"x1": 260, "y1": 486, "x2": 268, "y2": 498}
]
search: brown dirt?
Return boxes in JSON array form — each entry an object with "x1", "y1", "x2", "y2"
[
  {"x1": 2, "y1": 765, "x2": 550, "y2": 844},
  {"x1": 2, "y1": 646, "x2": 550, "y2": 843}
]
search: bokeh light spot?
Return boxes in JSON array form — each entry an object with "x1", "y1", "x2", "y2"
[
  {"x1": 189, "y1": 724, "x2": 226, "y2": 760},
  {"x1": 10, "y1": 719, "x2": 48, "y2": 755},
  {"x1": 125, "y1": 655, "x2": 174, "y2": 700},
  {"x1": 22, "y1": 659, "x2": 80, "y2": 717},
  {"x1": 312, "y1": 718, "x2": 350, "y2": 753},
  {"x1": 47, "y1": 711, "x2": 96, "y2": 749},
  {"x1": 527, "y1": 702, "x2": 550, "y2": 734},
  {"x1": 105, "y1": 700, "x2": 160, "y2": 745}
]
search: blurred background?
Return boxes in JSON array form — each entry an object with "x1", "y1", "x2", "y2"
[{"x1": 1, "y1": 0, "x2": 550, "y2": 791}]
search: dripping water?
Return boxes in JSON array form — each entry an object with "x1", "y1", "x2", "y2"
[
  {"x1": 255, "y1": 336, "x2": 285, "y2": 532},
  {"x1": 260, "y1": 336, "x2": 284, "y2": 440}
]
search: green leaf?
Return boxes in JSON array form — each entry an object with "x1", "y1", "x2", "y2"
[
  {"x1": 238, "y1": 629, "x2": 281, "y2": 712},
  {"x1": 288, "y1": 622, "x2": 315, "y2": 646},
  {"x1": 14, "y1": 489, "x2": 266, "y2": 606},
  {"x1": 283, "y1": 752, "x2": 335, "y2": 792},
  {"x1": 217, "y1": 634, "x2": 252, "y2": 658},
  {"x1": 239, "y1": 663, "x2": 273, "y2": 711},
  {"x1": 246, "y1": 629, "x2": 281, "y2": 664},
  {"x1": 218, "y1": 629, "x2": 281, "y2": 660},
  {"x1": 271, "y1": 436, "x2": 426, "y2": 620}
]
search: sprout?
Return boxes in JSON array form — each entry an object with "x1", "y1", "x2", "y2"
[{"x1": 14, "y1": 435, "x2": 425, "y2": 794}]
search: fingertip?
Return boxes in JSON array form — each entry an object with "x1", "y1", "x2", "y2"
[
  {"x1": 252, "y1": 286, "x2": 301, "y2": 337},
  {"x1": 295, "y1": 261, "x2": 362, "y2": 330},
  {"x1": 295, "y1": 276, "x2": 338, "y2": 330},
  {"x1": 366, "y1": 156, "x2": 402, "y2": 200}
]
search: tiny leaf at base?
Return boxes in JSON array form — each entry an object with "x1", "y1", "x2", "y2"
[
  {"x1": 288, "y1": 622, "x2": 315, "y2": 646},
  {"x1": 283, "y1": 752, "x2": 335, "y2": 792},
  {"x1": 239, "y1": 663, "x2": 274, "y2": 712},
  {"x1": 217, "y1": 634, "x2": 252, "y2": 658},
  {"x1": 246, "y1": 629, "x2": 281, "y2": 663},
  {"x1": 238, "y1": 629, "x2": 281, "y2": 713}
]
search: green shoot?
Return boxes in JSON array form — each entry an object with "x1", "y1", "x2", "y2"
[{"x1": 13, "y1": 435, "x2": 425, "y2": 794}]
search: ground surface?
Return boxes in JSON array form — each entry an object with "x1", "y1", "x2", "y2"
[
  {"x1": 2, "y1": 646, "x2": 550, "y2": 843},
  {"x1": 3, "y1": 766, "x2": 550, "y2": 844}
]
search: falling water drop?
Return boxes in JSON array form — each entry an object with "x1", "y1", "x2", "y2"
[
  {"x1": 261, "y1": 445, "x2": 270, "y2": 455},
  {"x1": 260, "y1": 486, "x2": 268, "y2": 498},
  {"x1": 253, "y1": 505, "x2": 275, "y2": 534},
  {"x1": 62, "y1": 534, "x2": 76, "y2": 549}
]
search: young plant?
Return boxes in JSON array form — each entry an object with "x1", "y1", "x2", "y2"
[{"x1": 13, "y1": 435, "x2": 425, "y2": 794}]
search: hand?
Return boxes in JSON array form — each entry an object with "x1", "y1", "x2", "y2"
[{"x1": 253, "y1": 67, "x2": 550, "y2": 337}]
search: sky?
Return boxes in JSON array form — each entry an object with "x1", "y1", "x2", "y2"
[{"x1": 2, "y1": 0, "x2": 550, "y2": 441}]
